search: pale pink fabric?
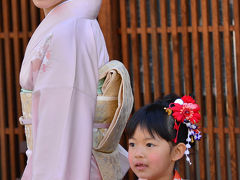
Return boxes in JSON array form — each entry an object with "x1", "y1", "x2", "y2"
[{"x1": 19, "y1": 0, "x2": 109, "y2": 179}]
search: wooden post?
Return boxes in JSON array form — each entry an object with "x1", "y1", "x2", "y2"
[{"x1": 98, "y1": 0, "x2": 121, "y2": 60}]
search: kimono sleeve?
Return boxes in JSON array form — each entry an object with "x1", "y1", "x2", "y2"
[{"x1": 31, "y1": 19, "x2": 99, "y2": 180}]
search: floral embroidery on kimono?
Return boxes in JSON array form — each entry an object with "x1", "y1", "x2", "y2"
[{"x1": 31, "y1": 34, "x2": 53, "y2": 73}]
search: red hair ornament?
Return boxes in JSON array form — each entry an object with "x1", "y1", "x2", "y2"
[{"x1": 165, "y1": 96, "x2": 202, "y2": 164}]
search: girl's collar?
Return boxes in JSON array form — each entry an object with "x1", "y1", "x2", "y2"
[
  {"x1": 173, "y1": 170, "x2": 182, "y2": 180},
  {"x1": 138, "y1": 170, "x2": 182, "y2": 180}
]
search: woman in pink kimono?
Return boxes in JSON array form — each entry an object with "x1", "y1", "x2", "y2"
[{"x1": 20, "y1": 0, "x2": 109, "y2": 179}]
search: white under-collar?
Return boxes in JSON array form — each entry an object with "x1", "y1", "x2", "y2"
[{"x1": 47, "y1": 0, "x2": 73, "y2": 17}]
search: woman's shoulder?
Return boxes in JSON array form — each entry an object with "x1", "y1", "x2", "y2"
[{"x1": 50, "y1": 17, "x2": 94, "y2": 39}]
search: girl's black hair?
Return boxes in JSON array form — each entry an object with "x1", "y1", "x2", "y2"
[{"x1": 126, "y1": 93, "x2": 189, "y2": 145}]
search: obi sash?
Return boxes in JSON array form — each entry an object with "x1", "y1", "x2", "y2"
[{"x1": 19, "y1": 60, "x2": 134, "y2": 180}]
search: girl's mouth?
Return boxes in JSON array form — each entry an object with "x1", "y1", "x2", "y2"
[{"x1": 135, "y1": 162, "x2": 148, "y2": 171}]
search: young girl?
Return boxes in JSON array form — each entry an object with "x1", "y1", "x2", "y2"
[{"x1": 126, "y1": 94, "x2": 202, "y2": 180}]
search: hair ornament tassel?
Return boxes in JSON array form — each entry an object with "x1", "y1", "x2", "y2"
[
  {"x1": 173, "y1": 120, "x2": 181, "y2": 143},
  {"x1": 164, "y1": 95, "x2": 202, "y2": 165}
]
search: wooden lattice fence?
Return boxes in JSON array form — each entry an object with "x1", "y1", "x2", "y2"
[{"x1": 0, "y1": 0, "x2": 240, "y2": 179}]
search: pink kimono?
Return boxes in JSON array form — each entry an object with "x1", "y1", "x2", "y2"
[{"x1": 20, "y1": 0, "x2": 108, "y2": 179}]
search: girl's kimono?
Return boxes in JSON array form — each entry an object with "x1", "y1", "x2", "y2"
[
  {"x1": 173, "y1": 170, "x2": 182, "y2": 180},
  {"x1": 138, "y1": 170, "x2": 182, "y2": 180},
  {"x1": 19, "y1": 0, "x2": 108, "y2": 179}
]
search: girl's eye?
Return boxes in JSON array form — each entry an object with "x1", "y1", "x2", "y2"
[
  {"x1": 146, "y1": 143, "x2": 155, "y2": 147},
  {"x1": 129, "y1": 142, "x2": 135, "y2": 147}
]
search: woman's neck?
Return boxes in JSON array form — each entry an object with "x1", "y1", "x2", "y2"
[{"x1": 43, "y1": 0, "x2": 66, "y2": 16}]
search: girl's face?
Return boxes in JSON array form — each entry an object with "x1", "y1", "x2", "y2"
[{"x1": 128, "y1": 126, "x2": 175, "y2": 180}]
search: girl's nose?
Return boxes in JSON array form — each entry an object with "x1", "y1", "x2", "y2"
[{"x1": 134, "y1": 148, "x2": 144, "y2": 158}]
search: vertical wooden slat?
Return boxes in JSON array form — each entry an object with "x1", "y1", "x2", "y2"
[
  {"x1": 11, "y1": 0, "x2": 25, "y2": 174},
  {"x1": 170, "y1": 0, "x2": 181, "y2": 95},
  {"x1": 2, "y1": 0, "x2": 17, "y2": 179},
  {"x1": 0, "y1": 0, "x2": 2, "y2": 33},
  {"x1": 160, "y1": 0, "x2": 171, "y2": 94},
  {"x1": 21, "y1": 0, "x2": 29, "y2": 49},
  {"x1": 233, "y1": 0, "x2": 240, "y2": 131},
  {"x1": 98, "y1": 0, "x2": 121, "y2": 60},
  {"x1": 130, "y1": 0, "x2": 141, "y2": 110},
  {"x1": 171, "y1": 0, "x2": 185, "y2": 176},
  {"x1": 211, "y1": 0, "x2": 227, "y2": 179},
  {"x1": 20, "y1": 1, "x2": 30, "y2": 177},
  {"x1": 120, "y1": 0, "x2": 130, "y2": 71},
  {"x1": 181, "y1": 0, "x2": 192, "y2": 95},
  {"x1": 222, "y1": 0, "x2": 238, "y2": 179},
  {"x1": 120, "y1": 3, "x2": 134, "y2": 179},
  {"x1": 181, "y1": 1, "x2": 194, "y2": 178},
  {"x1": 191, "y1": 0, "x2": 206, "y2": 179},
  {"x1": 149, "y1": 0, "x2": 161, "y2": 99},
  {"x1": 11, "y1": 0, "x2": 20, "y2": 117},
  {"x1": 169, "y1": 0, "x2": 185, "y2": 177},
  {"x1": 30, "y1": 1, "x2": 38, "y2": 30},
  {"x1": 139, "y1": 0, "x2": 151, "y2": 104},
  {"x1": 201, "y1": 0, "x2": 216, "y2": 179},
  {"x1": 0, "y1": 39, "x2": 8, "y2": 180},
  {"x1": 20, "y1": 1, "x2": 31, "y2": 177}
]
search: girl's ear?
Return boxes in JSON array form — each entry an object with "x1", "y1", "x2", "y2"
[{"x1": 171, "y1": 143, "x2": 186, "y2": 162}]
